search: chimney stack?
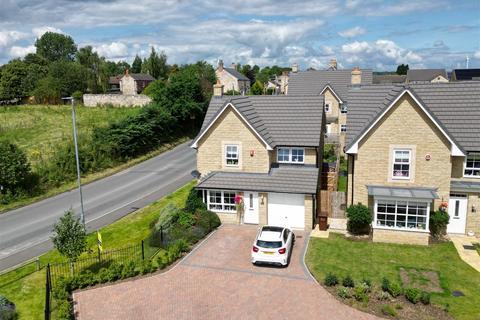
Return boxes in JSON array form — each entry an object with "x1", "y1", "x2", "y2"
[
  {"x1": 217, "y1": 59, "x2": 224, "y2": 72},
  {"x1": 351, "y1": 67, "x2": 362, "y2": 85},
  {"x1": 213, "y1": 80, "x2": 224, "y2": 97},
  {"x1": 291, "y1": 63, "x2": 299, "y2": 73},
  {"x1": 329, "y1": 58, "x2": 337, "y2": 70},
  {"x1": 125, "y1": 68, "x2": 129, "y2": 76},
  {"x1": 231, "y1": 62, "x2": 237, "y2": 70}
]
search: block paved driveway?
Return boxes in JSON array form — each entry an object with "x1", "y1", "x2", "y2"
[{"x1": 74, "y1": 225, "x2": 379, "y2": 320}]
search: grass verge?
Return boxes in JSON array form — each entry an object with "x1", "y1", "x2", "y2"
[
  {"x1": 305, "y1": 233, "x2": 480, "y2": 320},
  {"x1": 0, "y1": 181, "x2": 195, "y2": 319}
]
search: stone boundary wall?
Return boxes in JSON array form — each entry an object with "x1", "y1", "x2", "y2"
[{"x1": 83, "y1": 94, "x2": 152, "y2": 107}]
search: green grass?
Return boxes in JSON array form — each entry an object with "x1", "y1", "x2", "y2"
[
  {"x1": 305, "y1": 234, "x2": 480, "y2": 320},
  {"x1": 337, "y1": 175, "x2": 347, "y2": 192},
  {"x1": 0, "y1": 181, "x2": 194, "y2": 319},
  {"x1": 0, "y1": 104, "x2": 140, "y2": 168}
]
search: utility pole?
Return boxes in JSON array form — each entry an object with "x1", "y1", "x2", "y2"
[{"x1": 62, "y1": 97, "x2": 86, "y2": 226}]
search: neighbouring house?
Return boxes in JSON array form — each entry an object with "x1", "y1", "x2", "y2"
[
  {"x1": 108, "y1": 75, "x2": 122, "y2": 92},
  {"x1": 345, "y1": 82, "x2": 480, "y2": 245},
  {"x1": 215, "y1": 60, "x2": 250, "y2": 94},
  {"x1": 373, "y1": 74, "x2": 407, "y2": 84},
  {"x1": 451, "y1": 68, "x2": 480, "y2": 81},
  {"x1": 191, "y1": 83, "x2": 325, "y2": 230},
  {"x1": 120, "y1": 70, "x2": 155, "y2": 95},
  {"x1": 406, "y1": 69, "x2": 449, "y2": 83},
  {"x1": 287, "y1": 61, "x2": 373, "y2": 152}
]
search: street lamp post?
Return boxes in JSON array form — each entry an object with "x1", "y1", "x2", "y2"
[{"x1": 62, "y1": 97, "x2": 85, "y2": 226}]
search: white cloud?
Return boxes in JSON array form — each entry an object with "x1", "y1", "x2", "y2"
[
  {"x1": 9, "y1": 45, "x2": 35, "y2": 58},
  {"x1": 338, "y1": 26, "x2": 366, "y2": 38},
  {"x1": 0, "y1": 31, "x2": 29, "y2": 47},
  {"x1": 474, "y1": 49, "x2": 480, "y2": 60},
  {"x1": 93, "y1": 42, "x2": 129, "y2": 59},
  {"x1": 32, "y1": 26, "x2": 64, "y2": 38},
  {"x1": 342, "y1": 41, "x2": 371, "y2": 54}
]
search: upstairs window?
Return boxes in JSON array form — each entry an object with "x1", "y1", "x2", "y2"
[
  {"x1": 340, "y1": 104, "x2": 348, "y2": 114},
  {"x1": 225, "y1": 145, "x2": 239, "y2": 166},
  {"x1": 324, "y1": 102, "x2": 331, "y2": 113},
  {"x1": 340, "y1": 124, "x2": 347, "y2": 132},
  {"x1": 392, "y1": 149, "x2": 411, "y2": 179},
  {"x1": 465, "y1": 153, "x2": 480, "y2": 177},
  {"x1": 277, "y1": 148, "x2": 305, "y2": 164}
]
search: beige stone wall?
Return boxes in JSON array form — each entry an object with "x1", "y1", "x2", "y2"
[
  {"x1": 216, "y1": 212, "x2": 239, "y2": 224},
  {"x1": 305, "y1": 195, "x2": 314, "y2": 230},
  {"x1": 351, "y1": 95, "x2": 452, "y2": 211},
  {"x1": 83, "y1": 94, "x2": 151, "y2": 107},
  {"x1": 431, "y1": 76, "x2": 449, "y2": 83},
  {"x1": 267, "y1": 147, "x2": 316, "y2": 165},
  {"x1": 373, "y1": 229, "x2": 429, "y2": 245},
  {"x1": 197, "y1": 106, "x2": 270, "y2": 176},
  {"x1": 215, "y1": 69, "x2": 250, "y2": 93},
  {"x1": 120, "y1": 75, "x2": 137, "y2": 95},
  {"x1": 466, "y1": 193, "x2": 480, "y2": 236},
  {"x1": 259, "y1": 193, "x2": 268, "y2": 225},
  {"x1": 324, "y1": 88, "x2": 340, "y2": 121}
]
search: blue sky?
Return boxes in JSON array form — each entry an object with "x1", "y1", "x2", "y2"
[{"x1": 0, "y1": 0, "x2": 479, "y2": 70}]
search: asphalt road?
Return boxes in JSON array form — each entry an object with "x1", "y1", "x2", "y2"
[{"x1": 0, "y1": 141, "x2": 196, "y2": 272}]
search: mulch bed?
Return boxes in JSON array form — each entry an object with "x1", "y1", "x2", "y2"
[{"x1": 399, "y1": 268, "x2": 443, "y2": 293}]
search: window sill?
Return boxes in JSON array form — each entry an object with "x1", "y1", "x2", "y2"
[
  {"x1": 462, "y1": 175, "x2": 480, "y2": 179},
  {"x1": 391, "y1": 176, "x2": 411, "y2": 181},
  {"x1": 373, "y1": 226, "x2": 429, "y2": 233},
  {"x1": 278, "y1": 161, "x2": 305, "y2": 165}
]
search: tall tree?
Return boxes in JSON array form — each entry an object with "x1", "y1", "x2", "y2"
[
  {"x1": 143, "y1": 47, "x2": 168, "y2": 79},
  {"x1": 131, "y1": 54, "x2": 142, "y2": 73},
  {"x1": 76, "y1": 46, "x2": 102, "y2": 93},
  {"x1": 35, "y1": 32, "x2": 77, "y2": 62},
  {"x1": 396, "y1": 64, "x2": 409, "y2": 75},
  {"x1": 0, "y1": 59, "x2": 29, "y2": 100}
]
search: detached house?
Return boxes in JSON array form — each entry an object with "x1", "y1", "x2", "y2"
[
  {"x1": 406, "y1": 69, "x2": 448, "y2": 83},
  {"x1": 120, "y1": 71, "x2": 155, "y2": 95},
  {"x1": 191, "y1": 83, "x2": 325, "y2": 230},
  {"x1": 287, "y1": 60, "x2": 373, "y2": 151},
  {"x1": 215, "y1": 60, "x2": 250, "y2": 94},
  {"x1": 345, "y1": 82, "x2": 480, "y2": 245}
]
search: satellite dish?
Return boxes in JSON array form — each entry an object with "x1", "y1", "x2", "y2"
[{"x1": 190, "y1": 170, "x2": 201, "y2": 179}]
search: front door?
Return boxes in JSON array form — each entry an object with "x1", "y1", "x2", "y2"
[
  {"x1": 243, "y1": 192, "x2": 259, "y2": 224},
  {"x1": 447, "y1": 196, "x2": 468, "y2": 234}
]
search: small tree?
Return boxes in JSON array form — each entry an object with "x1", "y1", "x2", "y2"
[
  {"x1": 0, "y1": 141, "x2": 32, "y2": 195},
  {"x1": 429, "y1": 210, "x2": 449, "y2": 239},
  {"x1": 346, "y1": 203, "x2": 372, "y2": 234},
  {"x1": 250, "y1": 80, "x2": 264, "y2": 95},
  {"x1": 396, "y1": 64, "x2": 409, "y2": 75},
  {"x1": 52, "y1": 210, "x2": 87, "y2": 273}
]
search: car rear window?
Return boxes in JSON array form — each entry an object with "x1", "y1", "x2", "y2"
[{"x1": 256, "y1": 240, "x2": 282, "y2": 248}]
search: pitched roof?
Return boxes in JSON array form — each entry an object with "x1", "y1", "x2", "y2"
[
  {"x1": 109, "y1": 75, "x2": 122, "y2": 85},
  {"x1": 287, "y1": 69, "x2": 373, "y2": 101},
  {"x1": 224, "y1": 68, "x2": 250, "y2": 81},
  {"x1": 452, "y1": 69, "x2": 480, "y2": 81},
  {"x1": 197, "y1": 165, "x2": 319, "y2": 194},
  {"x1": 346, "y1": 82, "x2": 480, "y2": 152},
  {"x1": 192, "y1": 95, "x2": 324, "y2": 148},
  {"x1": 123, "y1": 73, "x2": 155, "y2": 81},
  {"x1": 373, "y1": 74, "x2": 406, "y2": 84},
  {"x1": 406, "y1": 69, "x2": 447, "y2": 82}
]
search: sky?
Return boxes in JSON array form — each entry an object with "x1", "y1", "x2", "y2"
[{"x1": 0, "y1": 0, "x2": 479, "y2": 71}]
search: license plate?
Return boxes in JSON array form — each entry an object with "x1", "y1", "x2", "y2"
[{"x1": 262, "y1": 251, "x2": 274, "y2": 255}]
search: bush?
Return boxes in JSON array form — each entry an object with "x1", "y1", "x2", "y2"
[
  {"x1": 342, "y1": 275, "x2": 355, "y2": 288},
  {"x1": 377, "y1": 291, "x2": 391, "y2": 301},
  {"x1": 381, "y1": 277, "x2": 390, "y2": 292},
  {"x1": 0, "y1": 141, "x2": 36, "y2": 196},
  {"x1": 346, "y1": 204, "x2": 372, "y2": 234},
  {"x1": 122, "y1": 261, "x2": 139, "y2": 278},
  {"x1": 177, "y1": 209, "x2": 195, "y2": 228},
  {"x1": 387, "y1": 282, "x2": 403, "y2": 298},
  {"x1": 381, "y1": 304, "x2": 397, "y2": 317},
  {"x1": 184, "y1": 188, "x2": 207, "y2": 212},
  {"x1": 405, "y1": 288, "x2": 421, "y2": 304},
  {"x1": 97, "y1": 267, "x2": 110, "y2": 283},
  {"x1": 141, "y1": 260, "x2": 154, "y2": 275},
  {"x1": 353, "y1": 286, "x2": 369, "y2": 303},
  {"x1": 156, "y1": 249, "x2": 171, "y2": 269},
  {"x1": 337, "y1": 286, "x2": 351, "y2": 299},
  {"x1": 324, "y1": 273, "x2": 339, "y2": 287},
  {"x1": 361, "y1": 278, "x2": 372, "y2": 290},
  {"x1": 56, "y1": 299, "x2": 73, "y2": 320},
  {"x1": 430, "y1": 210, "x2": 449, "y2": 238},
  {"x1": 420, "y1": 291, "x2": 431, "y2": 305},
  {"x1": 0, "y1": 295, "x2": 16, "y2": 320},
  {"x1": 107, "y1": 263, "x2": 124, "y2": 282}
]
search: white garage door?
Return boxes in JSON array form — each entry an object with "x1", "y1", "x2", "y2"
[{"x1": 268, "y1": 193, "x2": 305, "y2": 229}]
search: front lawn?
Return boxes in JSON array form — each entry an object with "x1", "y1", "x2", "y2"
[
  {"x1": 0, "y1": 181, "x2": 194, "y2": 319},
  {"x1": 305, "y1": 234, "x2": 480, "y2": 320}
]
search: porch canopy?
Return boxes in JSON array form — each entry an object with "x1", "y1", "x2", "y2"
[
  {"x1": 367, "y1": 185, "x2": 439, "y2": 200},
  {"x1": 451, "y1": 180, "x2": 480, "y2": 192},
  {"x1": 197, "y1": 165, "x2": 319, "y2": 194}
]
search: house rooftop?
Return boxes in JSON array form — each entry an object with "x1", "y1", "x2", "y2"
[
  {"x1": 287, "y1": 69, "x2": 373, "y2": 101},
  {"x1": 194, "y1": 95, "x2": 324, "y2": 148},
  {"x1": 223, "y1": 68, "x2": 250, "y2": 81},
  {"x1": 406, "y1": 69, "x2": 447, "y2": 82},
  {"x1": 124, "y1": 73, "x2": 156, "y2": 81},
  {"x1": 452, "y1": 69, "x2": 480, "y2": 81},
  {"x1": 373, "y1": 74, "x2": 406, "y2": 84},
  {"x1": 346, "y1": 82, "x2": 480, "y2": 152}
]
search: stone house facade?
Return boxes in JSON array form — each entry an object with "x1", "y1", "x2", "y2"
[
  {"x1": 120, "y1": 71, "x2": 155, "y2": 95},
  {"x1": 191, "y1": 84, "x2": 325, "y2": 230},
  {"x1": 215, "y1": 60, "x2": 250, "y2": 94},
  {"x1": 345, "y1": 82, "x2": 480, "y2": 245}
]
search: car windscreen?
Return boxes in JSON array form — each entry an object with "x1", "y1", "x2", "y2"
[{"x1": 256, "y1": 240, "x2": 282, "y2": 248}]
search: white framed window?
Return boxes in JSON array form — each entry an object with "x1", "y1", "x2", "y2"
[
  {"x1": 375, "y1": 199, "x2": 429, "y2": 231},
  {"x1": 464, "y1": 153, "x2": 480, "y2": 178},
  {"x1": 277, "y1": 147, "x2": 304, "y2": 163},
  {"x1": 207, "y1": 190, "x2": 236, "y2": 212},
  {"x1": 340, "y1": 124, "x2": 347, "y2": 132},
  {"x1": 324, "y1": 102, "x2": 331, "y2": 113},
  {"x1": 225, "y1": 145, "x2": 239, "y2": 166},
  {"x1": 340, "y1": 104, "x2": 347, "y2": 114},
  {"x1": 392, "y1": 149, "x2": 411, "y2": 179}
]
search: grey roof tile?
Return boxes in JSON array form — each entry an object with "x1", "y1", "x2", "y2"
[
  {"x1": 287, "y1": 69, "x2": 373, "y2": 101},
  {"x1": 197, "y1": 165, "x2": 319, "y2": 194},
  {"x1": 224, "y1": 68, "x2": 250, "y2": 81},
  {"x1": 406, "y1": 69, "x2": 447, "y2": 82},
  {"x1": 128, "y1": 73, "x2": 155, "y2": 81}
]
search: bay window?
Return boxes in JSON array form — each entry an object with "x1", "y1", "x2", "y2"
[
  {"x1": 208, "y1": 190, "x2": 236, "y2": 212},
  {"x1": 464, "y1": 153, "x2": 480, "y2": 177},
  {"x1": 277, "y1": 148, "x2": 305, "y2": 163},
  {"x1": 375, "y1": 199, "x2": 429, "y2": 231},
  {"x1": 392, "y1": 149, "x2": 411, "y2": 179}
]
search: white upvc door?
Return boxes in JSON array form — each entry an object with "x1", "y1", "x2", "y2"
[
  {"x1": 447, "y1": 196, "x2": 468, "y2": 234},
  {"x1": 243, "y1": 192, "x2": 259, "y2": 224}
]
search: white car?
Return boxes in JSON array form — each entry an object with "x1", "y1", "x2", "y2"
[{"x1": 251, "y1": 226, "x2": 294, "y2": 266}]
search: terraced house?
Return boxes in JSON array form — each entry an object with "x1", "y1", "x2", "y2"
[
  {"x1": 345, "y1": 82, "x2": 480, "y2": 245},
  {"x1": 287, "y1": 59, "x2": 373, "y2": 152},
  {"x1": 191, "y1": 83, "x2": 325, "y2": 230}
]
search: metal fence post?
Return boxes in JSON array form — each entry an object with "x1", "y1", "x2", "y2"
[
  {"x1": 36, "y1": 257, "x2": 41, "y2": 271},
  {"x1": 141, "y1": 240, "x2": 145, "y2": 260},
  {"x1": 44, "y1": 263, "x2": 51, "y2": 320},
  {"x1": 160, "y1": 226, "x2": 164, "y2": 245}
]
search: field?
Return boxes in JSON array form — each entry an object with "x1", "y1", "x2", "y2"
[{"x1": 0, "y1": 104, "x2": 140, "y2": 168}]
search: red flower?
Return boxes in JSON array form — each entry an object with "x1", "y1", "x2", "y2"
[{"x1": 234, "y1": 195, "x2": 243, "y2": 204}]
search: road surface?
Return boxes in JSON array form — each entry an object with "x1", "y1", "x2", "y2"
[{"x1": 0, "y1": 141, "x2": 196, "y2": 272}]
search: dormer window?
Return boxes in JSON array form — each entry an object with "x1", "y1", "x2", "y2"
[
  {"x1": 464, "y1": 153, "x2": 480, "y2": 178},
  {"x1": 277, "y1": 148, "x2": 304, "y2": 164},
  {"x1": 225, "y1": 145, "x2": 239, "y2": 166}
]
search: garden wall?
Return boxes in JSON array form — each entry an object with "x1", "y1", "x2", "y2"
[{"x1": 83, "y1": 94, "x2": 152, "y2": 107}]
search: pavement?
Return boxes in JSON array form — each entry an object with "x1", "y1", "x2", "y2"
[
  {"x1": 0, "y1": 141, "x2": 196, "y2": 272},
  {"x1": 449, "y1": 234, "x2": 480, "y2": 272},
  {"x1": 73, "y1": 225, "x2": 379, "y2": 320}
]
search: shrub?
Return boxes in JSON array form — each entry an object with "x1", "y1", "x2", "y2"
[
  {"x1": 429, "y1": 210, "x2": 449, "y2": 238},
  {"x1": 56, "y1": 299, "x2": 73, "y2": 320},
  {"x1": 361, "y1": 278, "x2": 372, "y2": 291},
  {"x1": 358, "y1": 282, "x2": 371, "y2": 294},
  {"x1": 107, "y1": 263, "x2": 124, "y2": 282},
  {"x1": 353, "y1": 286, "x2": 369, "y2": 303},
  {"x1": 184, "y1": 188, "x2": 207, "y2": 212},
  {"x1": 0, "y1": 141, "x2": 35, "y2": 196},
  {"x1": 324, "y1": 273, "x2": 339, "y2": 287},
  {"x1": 405, "y1": 288, "x2": 421, "y2": 304},
  {"x1": 97, "y1": 267, "x2": 110, "y2": 283},
  {"x1": 381, "y1": 304, "x2": 397, "y2": 317},
  {"x1": 156, "y1": 249, "x2": 171, "y2": 269},
  {"x1": 381, "y1": 277, "x2": 390, "y2": 292},
  {"x1": 387, "y1": 282, "x2": 403, "y2": 298},
  {"x1": 177, "y1": 210, "x2": 195, "y2": 228},
  {"x1": 141, "y1": 260, "x2": 154, "y2": 275},
  {"x1": 377, "y1": 291, "x2": 391, "y2": 301},
  {"x1": 337, "y1": 286, "x2": 351, "y2": 299},
  {"x1": 122, "y1": 261, "x2": 139, "y2": 278},
  {"x1": 346, "y1": 204, "x2": 372, "y2": 234},
  {"x1": 420, "y1": 291, "x2": 431, "y2": 305},
  {"x1": 342, "y1": 275, "x2": 355, "y2": 288},
  {"x1": 0, "y1": 295, "x2": 16, "y2": 320}
]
